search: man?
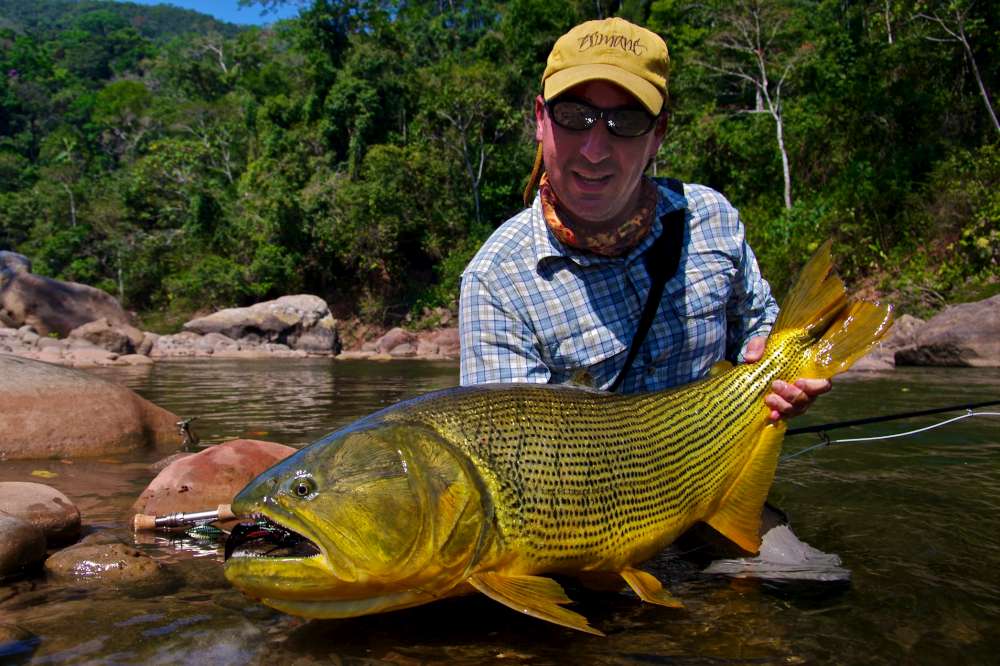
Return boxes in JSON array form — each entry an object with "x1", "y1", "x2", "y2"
[{"x1": 459, "y1": 17, "x2": 829, "y2": 419}]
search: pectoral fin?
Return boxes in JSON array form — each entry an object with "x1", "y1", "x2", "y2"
[
  {"x1": 620, "y1": 567, "x2": 683, "y2": 608},
  {"x1": 467, "y1": 572, "x2": 603, "y2": 636},
  {"x1": 705, "y1": 422, "x2": 787, "y2": 554}
]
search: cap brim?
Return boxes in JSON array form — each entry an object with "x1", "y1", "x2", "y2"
[{"x1": 544, "y1": 64, "x2": 663, "y2": 115}]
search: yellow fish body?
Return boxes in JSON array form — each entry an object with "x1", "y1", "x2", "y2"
[{"x1": 224, "y1": 242, "x2": 892, "y2": 635}]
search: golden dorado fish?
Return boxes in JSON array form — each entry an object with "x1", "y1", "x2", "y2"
[{"x1": 223, "y1": 242, "x2": 892, "y2": 635}]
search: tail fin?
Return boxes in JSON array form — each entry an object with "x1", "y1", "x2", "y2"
[{"x1": 773, "y1": 240, "x2": 894, "y2": 376}]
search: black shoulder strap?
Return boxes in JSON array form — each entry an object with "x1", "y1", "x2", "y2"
[{"x1": 608, "y1": 178, "x2": 685, "y2": 393}]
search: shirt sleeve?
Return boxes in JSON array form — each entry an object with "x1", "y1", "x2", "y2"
[
  {"x1": 726, "y1": 235, "x2": 780, "y2": 362},
  {"x1": 459, "y1": 270, "x2": 551, "y2": 386}
]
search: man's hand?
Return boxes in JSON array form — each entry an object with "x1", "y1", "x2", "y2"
[{"x1": 743, "y1": 336, "x2": 832, "y2": 422}]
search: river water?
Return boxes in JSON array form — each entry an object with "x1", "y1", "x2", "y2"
[{"x1": 1, "y1": 359, "x2": 998, "y2": 664}]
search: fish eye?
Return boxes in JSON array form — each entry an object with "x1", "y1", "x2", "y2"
[{"x1": 289, "y1": 475, "x2": 317, "y2": 498}]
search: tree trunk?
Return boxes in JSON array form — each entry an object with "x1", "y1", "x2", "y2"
[
  {"x1": 960, "y1": 33, "x2": 1000, "y2": 134},
  {"x1": 773, "y1": 108, "x2": 792, "y2": 209}
]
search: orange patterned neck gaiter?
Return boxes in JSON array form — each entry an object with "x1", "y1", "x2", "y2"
[{"x1": 539, "y1": 173, "x2": 657, "y2": 257}]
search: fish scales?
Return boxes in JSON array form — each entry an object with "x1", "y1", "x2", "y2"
[{"x1": 381, "y1": 344, "x2": 803, "y2": 570}]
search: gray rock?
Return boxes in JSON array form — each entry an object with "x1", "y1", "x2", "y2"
[
  {"x1": 374, "y1": 327, "x2": 417, "y2": 354},
  {"x1": 0, "y1": 263, "x2": 132, "y2": 337},
  {"x1": 138, "y1": 331, "x2": 158, "y2": 356},
  {"x1": 0, "y1": 514, "x2": 46, "y2": 579},
  {"x1": 0, "y1": 250, "x2": 31, "y2": 275},
  {"x1": 68, "y1": 317, "x2": 143, "y2": 354},
  {"x1": 44, "y1": 542, "x2": 162, "y2": 583},
  {"x1": 0, "y1": 355, "x2": 181, "y2": 459},
  {"x1": 389, "y1": 342, "x2": 417, "y2": 357},
  {"x1": 895, "y1": 294, "x2": 1000, "y2": 367},
  {"x1": 0, "y1": 482, "x2": 81, "y2": 545},
  {"x1": 183, "y1": 295, "x2": 340, "y2": 353}
]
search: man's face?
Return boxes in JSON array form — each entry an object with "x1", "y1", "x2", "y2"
[{"x1": 535, "y1": 80, "x2": 666, "y2": 230}]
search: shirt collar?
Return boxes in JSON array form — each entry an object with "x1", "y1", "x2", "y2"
[{"x1": 531, "y1": 177, "x2": 688, "y2": 269}]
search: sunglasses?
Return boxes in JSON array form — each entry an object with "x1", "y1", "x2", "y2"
[{"x1": 546, "y1": 98, "x2": 658, "y2": 138}]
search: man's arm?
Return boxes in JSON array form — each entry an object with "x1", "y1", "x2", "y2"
[{"x1": 459, "y1": 270, "x2": 550, "y2": 386}]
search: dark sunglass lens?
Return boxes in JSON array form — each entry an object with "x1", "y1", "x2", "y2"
[
  {"x1": 607, "y1": 109, "x2": 655, "y2": 137},
  {"x1": 551, "y1": 101, "x2": 595, "y2": 130}
]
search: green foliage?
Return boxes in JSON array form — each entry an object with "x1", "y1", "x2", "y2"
[{"x1": 1, "y1": 0, "x2": 997, "y2": 332}]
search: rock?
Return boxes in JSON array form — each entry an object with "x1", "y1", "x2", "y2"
[
  {"x1": 374, "y1": 327, "x2": 417, "y2": 354},
  {"x1": 895, "y1": 294, "x2": 1000, "y2": 367},
  {"x1": 0, "y1": 514, "x2": 46, "y2": 579},
  {"x1": 137, "y1": 331, "x2": 158, "y2": 356},
  {"x1": 0, "y1": 250, "x2": 31, "y2": 275},
  {"x1": 0, "y1": 260, "x2": 132, "y2": 337},
  {"x1": 149, "y1": 331, "x2": 202, "y2": 357},
  {"x1": 424, "y1": 327, "x2": 459, "y2": 357},
  {"x1": 0, "y1": 355, "x2": 182, "y2": 459},
  {"x1": 0, "y1": 482, "x2": 81, "y2": 545},
  {"x1": 67, "y1": 317, "x2": 143, "y2": 354},
  {"x1": 182, "y1": 295, "x2": 341, "y2": 353},
  {"x1": 389, "y1": 342, "x2": 417, "y2": 357},
  {"x1": 0, "y1": 622, "x2": 38, "y2": 662},
  {"x1": 851, "y1": 314, "x2": 926, "y2": 371},
  {"x1": 44, "y1": 542, "x2": 162, "y2": 584},
  {"x1": 64, "y1": 347, "x2": 119, "y2": 367},
  {"x1": 119, "y1": 353, "x2": 154, "y2": 366},
  {"x1": 148, "y1": 452, "x2": 194, "y2": 474},
  {"x1": 132, "y1": 439, "x2": 297, "y2": 517}
]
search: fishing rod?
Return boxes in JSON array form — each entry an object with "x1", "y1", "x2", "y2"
[
  {"x1": 782, "y1": 398, "x2": 1000, "y2": 462},
  {"x1": 786, "y1": 399, "x2": 1000, "y2": 436}
]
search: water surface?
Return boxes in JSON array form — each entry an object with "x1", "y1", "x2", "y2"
[{"x1": 1, "y1": 360, "x2": 998, "y2": 664}]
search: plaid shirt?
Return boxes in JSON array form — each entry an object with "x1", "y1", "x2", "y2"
[{"x1": 459, "y1": 178, "x2": 779, "y2": 392}]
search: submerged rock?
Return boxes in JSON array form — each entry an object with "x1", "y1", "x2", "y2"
[
  {"x1": 44, "y1": 542, "x2": 162, "y2": 584},
  {"x1": 0, "y1": 482, "x2": 81, "y2": 545},
  {"x1": 0, "y1": 355, "x2": 182, "y2": 459},
  {"x1": 132, "y1": 439, "x2": 296, "y2": 518},
  {"x1": 0, "y1": 515, "x2": 46, "y2": 580}
]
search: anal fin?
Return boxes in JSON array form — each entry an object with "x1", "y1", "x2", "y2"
[
  {"x1": 620, "y1": 567, "x2": 683, "y2": 608},
  {"x1": 705, "y1": 422, "x2": 787, "y2": 554},
  {"x1": 468, "y1": 572, "x2": 603, "y2": 636}
]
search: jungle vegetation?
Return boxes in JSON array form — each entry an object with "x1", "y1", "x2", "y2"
[{"x1": 1, "y1": 0, "x2": 997, "y2": 329}]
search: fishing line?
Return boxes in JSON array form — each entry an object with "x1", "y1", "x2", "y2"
[{"x1": 780, "y1": 410, "x2": 1000, "y2": 462}]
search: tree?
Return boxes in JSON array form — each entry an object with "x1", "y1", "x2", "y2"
[
  {"x1": 914, "y1": 0, "x2": 999, "y2": 135},
  {"x1": 695, "y1": 0, "x2": 813, "y2": 210}
]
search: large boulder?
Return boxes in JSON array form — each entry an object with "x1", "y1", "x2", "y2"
[
  {"x1": 851, "y1": 313, "x2": 926, "y2": 371},
  {"x1": 182, "y1": 295, "x2": 340, "y2": 353},
  {"x1": 0, "y1": 255, "x2": 131, "y2": 337},
  {"x1": 132, "y1": 439, "x2": 297, "y2": 517},
  {"x1": 0, "y1": 354, "x2": 182, "y2": 459},
  {"x1": 895, "y1": 294, "x2": 1000, "y2": 367}
]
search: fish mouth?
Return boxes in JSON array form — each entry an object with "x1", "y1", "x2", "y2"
[{"x1": 224, "y1": 514, "x2": 322, "y2": 561}]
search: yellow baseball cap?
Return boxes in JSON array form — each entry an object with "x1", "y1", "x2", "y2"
[{"x1": 542, "y1": 18, "x2": 669, "y2": 115}]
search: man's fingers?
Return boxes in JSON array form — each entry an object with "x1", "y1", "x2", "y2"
[{"x1": 794, "y1": 378, "x2": 832, "y2": 397}]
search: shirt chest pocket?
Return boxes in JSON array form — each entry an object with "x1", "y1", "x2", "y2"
[
  {"x1": 545, "y1": 323, "x2": 628, "y2": 386},
  {"x1": 652, "y1": 269, "x2": 731, "y2": 367}
]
